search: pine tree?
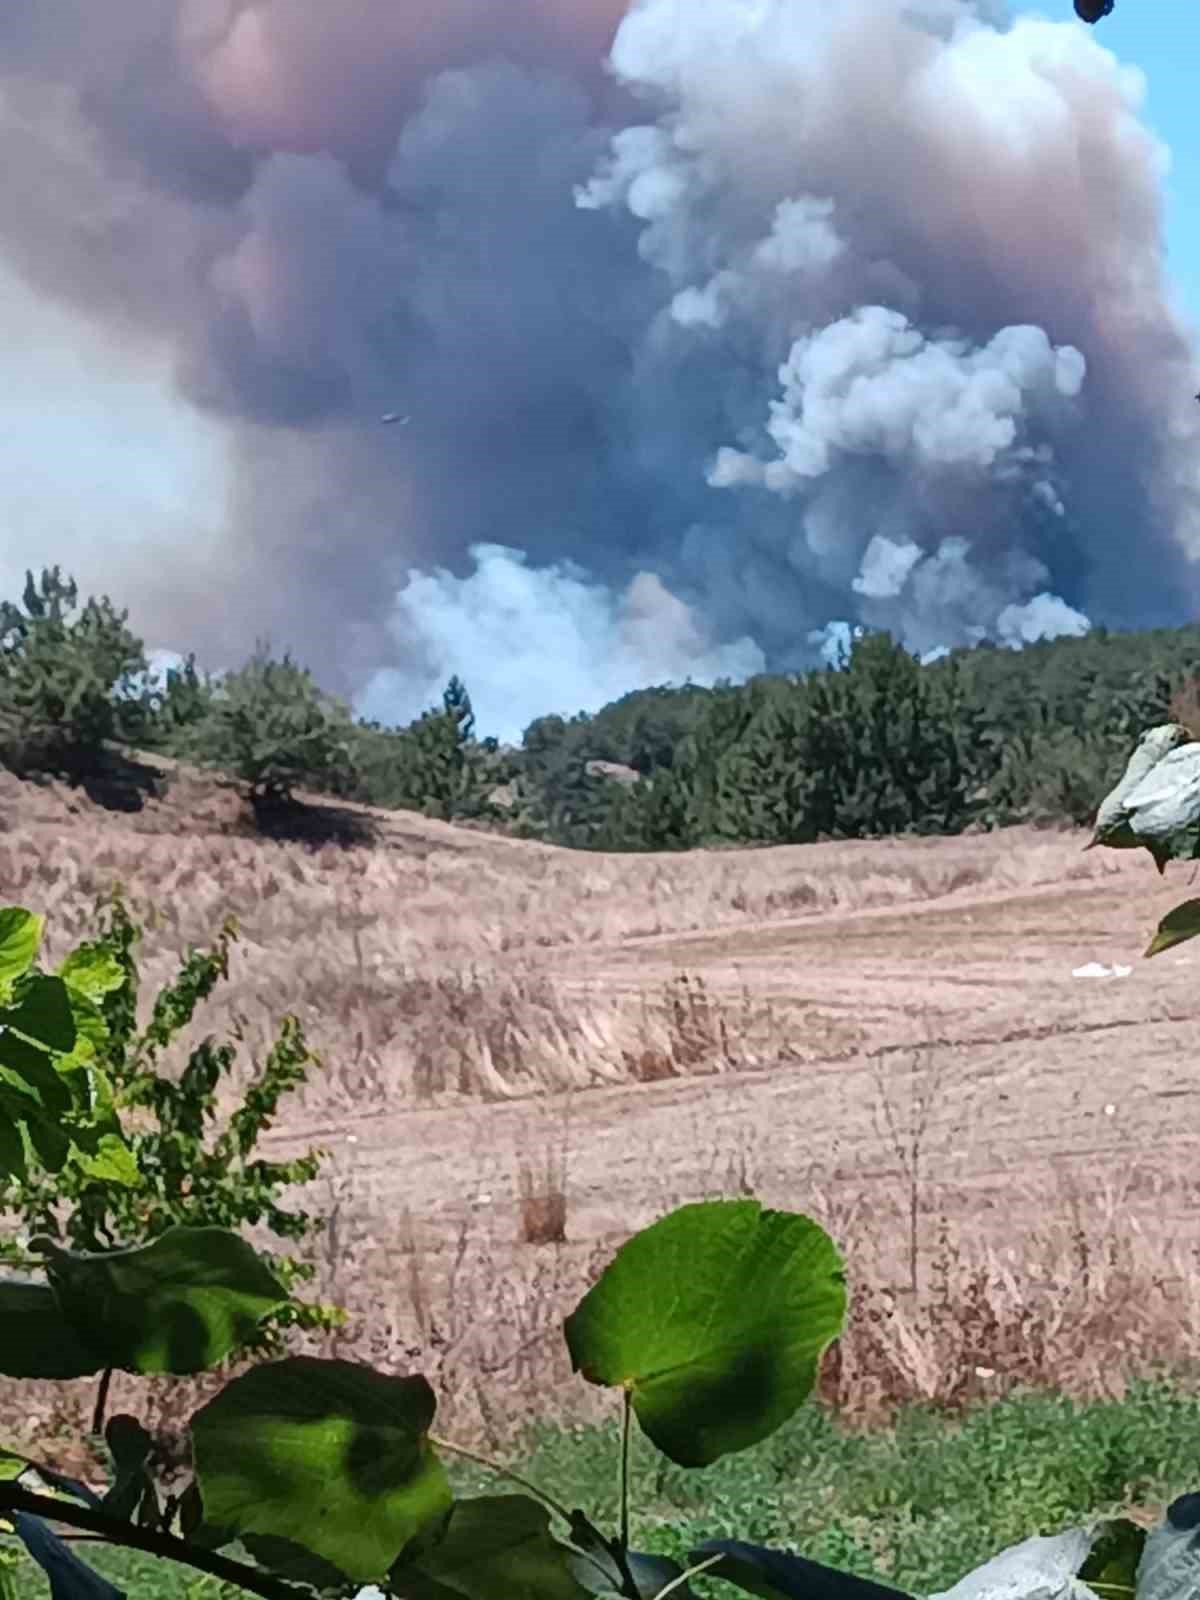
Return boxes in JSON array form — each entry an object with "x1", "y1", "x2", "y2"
[{"x1": 0, "y1": 566, "x2": 149, "y2": 776}]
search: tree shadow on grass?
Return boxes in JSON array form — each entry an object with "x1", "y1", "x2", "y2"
[
  {"x1": 245, "y1": 790, "x2": 380, "y2": 850},
  {"x1": 77, "y1": 748, "x2": 168, "y2": 813},
  {"x1": 0, "y1": 743, "x2": 167, "y2": 813}
]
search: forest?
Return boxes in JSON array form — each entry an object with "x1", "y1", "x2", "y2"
[{"x1": 4, "y1": 563, "x2": 1200, "y2": 852}]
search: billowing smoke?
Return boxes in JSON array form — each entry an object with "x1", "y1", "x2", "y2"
[
  {"x1": 0, "y1": 0, "x2": 1197, "y2": 741},
  {"x1": 360, "y1": 543, "x2": 763, "y2": 740}
]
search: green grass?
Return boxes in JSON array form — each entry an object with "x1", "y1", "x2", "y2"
[{"x1": 9, "y1": 1378, "x2": 1200, "y2": 1598}]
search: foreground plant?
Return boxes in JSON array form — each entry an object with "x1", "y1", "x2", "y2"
[
  {"x1": 2, "y1": 1184, "x2": 1197, "y2": 1600},
  {"x1": 0, "y1": 893, "x2": 339, "y2": 1350},
  {"x1": 0, "y1": 1187, "x2": 854, "y2": 1599},
  {"x1": 1086, "y1": 722, "x2": 1200, "y2": 956}
]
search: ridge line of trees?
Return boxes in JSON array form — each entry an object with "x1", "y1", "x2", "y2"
[{"x1": 3, "y1": 564, "x2": 1200, "y2": 852}]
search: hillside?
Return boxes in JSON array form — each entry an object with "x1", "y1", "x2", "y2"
[{"x1": 7, "y1": 752, "x2": 1200, "y2": 1440}]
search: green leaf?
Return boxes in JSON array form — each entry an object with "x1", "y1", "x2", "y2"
[
  {"x1": 1080, "y1": 1519, "x2": 1144, "y2": 1600},
  {"x1": 0, "y1": 1449, "x2": 25, "y2": 1482},
  {"x1": 0, "y1": 1116, "x2": 24, "y2": 1179},
  {"x1": 240, "y1": 1533, "x2": 350, "y2": 1592},
  {"x1": 56, "y1": 945, "x2": 125, "y2": 1002},
  {"x1": 56, "y1": 991, "x2": 111, "y2": 1068},
  {"x1": 0, "y1": 910, "x2": 41, "y2": 988},
  {"x1": 1137, "y1": 1495, "x2": 1200, "y2": 1600},
  {"x1": 26, "y1": 1112, "x2": 70, "y2": 1172},
  {"x1": 390, "y1": 1495, "x2": 593, "y2": 1600},
  {"x1": 191, "y1": 1356, "x2": 452, "y2": 1583},
  {"x1": 0, "y1": 1282, "x2": 101, "y2": 1378},
  {"x1": 689, "y1": 1541, "x2": 908, "y2": 1600},
  {"x1": 563, "y1": 1200, "x2": 847, "y2": 1466},
  {"x1": 1145, "y1": 899, "x2": 1200, "y2": 958},
  {"x1": 0, "y1": 1031, "x2": 72, "y2": 1119},
  {"x1": 37, "y1": 1226, "x2": 287, "y2": 1375},
  {"x1": 72, "y1": 1135, "x2": 140, "y2": 1189},
  {"x1": 0, "y1": 975, "x2": 75, "y2": 1054},
  {"x1": 175, "y1": 1480, "x2": 232, "y2": 1552}
]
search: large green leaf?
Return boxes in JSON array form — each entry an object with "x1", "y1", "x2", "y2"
[
  {"x1": 563, "y1": 1200, "x2": 847, "y2": 1466},
  {"x1": 1137, "y1": 1495, "x2": 1200, "y2": 1600},
  {"x1": 690, "y1": 1541, "x2": 909, "y2": 1600},
  {"x1": 56, "y1": 945, "x2": 125, "y2": 1002},
  {"x1": 0, "y1": 909, "x2": 41, "y2": 989},
  {"x1": 0, "y1": 1113, "x2": 24, "y2": 1178},
  {"x1": 1145, "y1": 900, "x2": 1200, "y2": 959},
  {"x1": 0, "y1": 975, "x2": 75, "y2": 1054},
  {"x1": 36, "y1": 1226, "x2": 287, "y2": 1375},
  {"x1": 240, "y1": 1534, "x2": 350, "y2": 1592},
  {"x1": 26, "y1": 1110, "x2": 70, "y2": 1171},
  {"x1": 191, "y1": 1357, "x2": 452, "y2": 1583},
  {"x1": 56, "y1": 990, "x2": 111, "y2": 1069},
  {"x1": 389, "y1": 1495, "x2": 593, "y2": 1600},
  {"x1": 0, "y1": 1031, "x2": 72, "y2": 1119},
  {"x1": 72, "y1": 1135, "x2": 140, "y2": 1189},
  {"x1": 0, "y1": 1282, "x2": 101, "y2": 1378}
]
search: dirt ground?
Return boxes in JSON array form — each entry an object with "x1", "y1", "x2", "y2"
[{"x1": 277, "y1": 861, "x2": 1200, "y2": 1251}]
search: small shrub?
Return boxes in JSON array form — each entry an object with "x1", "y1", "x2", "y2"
[
  {"x1": 516, "y1": 1134, "x2": 569, "y2": 1246},
  {"x1": 0, "y1": 888, "x2": 340, "y2": 1356}
]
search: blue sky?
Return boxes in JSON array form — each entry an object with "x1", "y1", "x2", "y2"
[{"x1": 1028, "y1": 1, "x2": 1200, "y2": 326}]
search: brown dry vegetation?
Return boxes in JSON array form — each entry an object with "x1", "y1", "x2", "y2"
[{"x1": 6, "y1": 753, "x2": 1200, "y2": 1464}]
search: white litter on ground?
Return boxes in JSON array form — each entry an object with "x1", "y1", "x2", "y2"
[{"x1": 1071, "y1": 962, "x2": 1132, "y2": 979}]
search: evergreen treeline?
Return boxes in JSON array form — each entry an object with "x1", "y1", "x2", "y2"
[
  {"x1": 529, "y1": 625, "x2": 1200, "y2": 849},
  {"x1": 3, "y1": 565, "x2": 1199, "y2": 851}
]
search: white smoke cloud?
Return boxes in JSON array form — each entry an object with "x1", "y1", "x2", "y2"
[
  {"x1": 853, "y1": 536, "x2": 924, "y2": 600},
  {"x1": 710, "y1": 312, "x2": 1086, "y2": 485},
  {"x1": 808, "y1": 619, "x2": 865, "y2": 667},
  {"x1": 581, "y1": 0, "x2": 1200, "y2": 665},
  {"x1": 357, "y1": 543, "x2": 765, "y2": 744},
  {"x1": 995, "y1": 591, "x2": 1091, "y2": 647}
]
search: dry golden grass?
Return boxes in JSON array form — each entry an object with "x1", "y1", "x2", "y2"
[
  {"x1": 0, "y1": 758, "x2": 1136, "y2": 1114},
  {"x1": 5, "y1": 756, "x2": 1200, "y2": 1471},
  {"x1": 14, "y1": 1150, "x2": 1200, "y2": 1477}
]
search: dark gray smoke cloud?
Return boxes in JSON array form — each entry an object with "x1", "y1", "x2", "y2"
[{"x1": 1, "y1": 0, "x2": 1197, "y2": 741}]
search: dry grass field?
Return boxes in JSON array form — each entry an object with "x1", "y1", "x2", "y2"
[{"x1": 6, "y1": 752, "x2": 1200, "y2": 1459}]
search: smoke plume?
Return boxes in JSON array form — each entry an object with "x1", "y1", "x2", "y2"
[{"x1": 1, "y1": 0, "x2": 1197, "y2": 742}]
